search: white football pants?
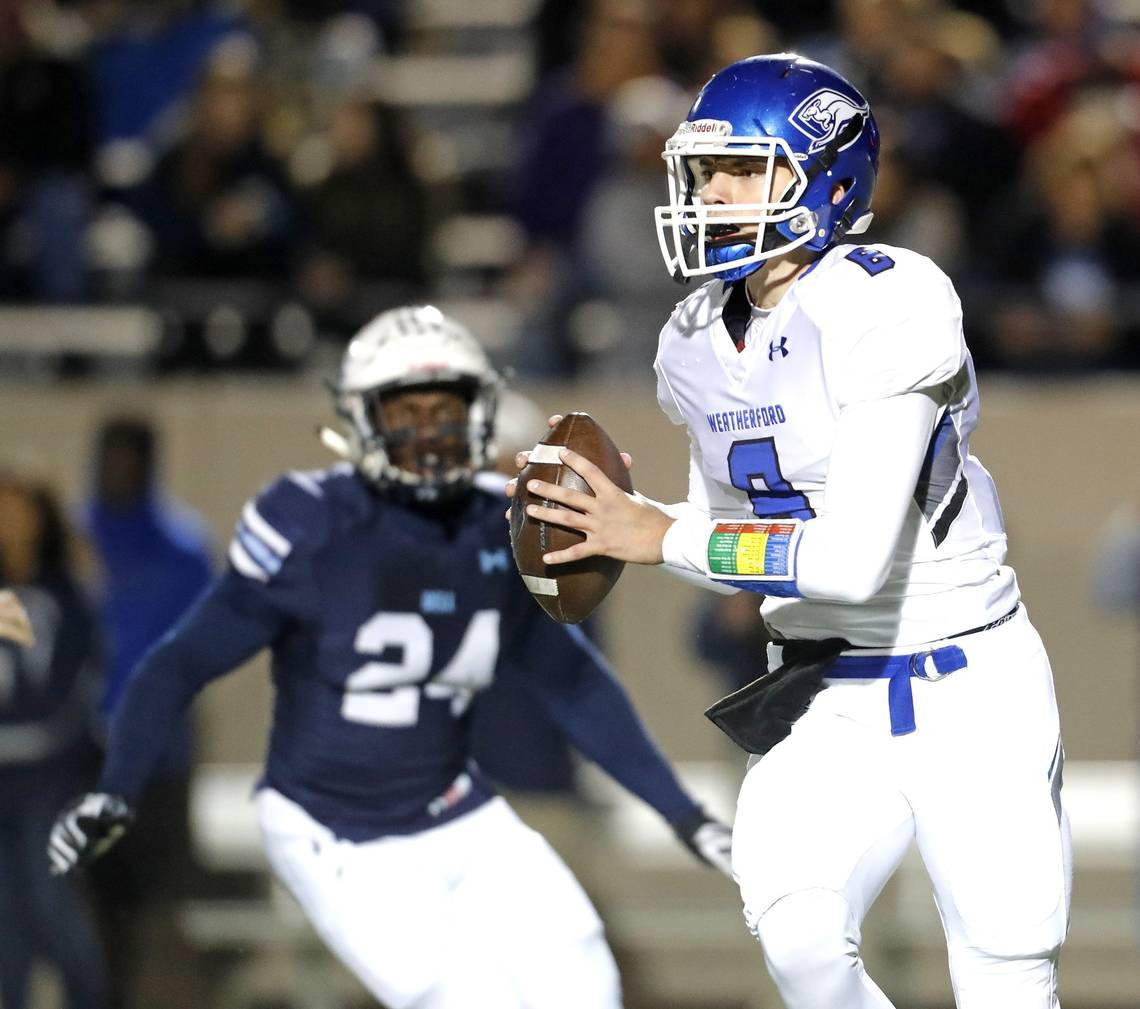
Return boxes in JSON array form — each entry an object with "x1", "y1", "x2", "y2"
[
  {"x1": 732, "y1": 605, "x2": 1072, "y2": 1009},
  {"x1": 257, "y1": 791, "x2": 622, "y2": 1009}
]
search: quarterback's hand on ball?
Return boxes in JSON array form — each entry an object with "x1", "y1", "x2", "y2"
[
  {"x1": 503, "y1": 414, "x2": 632, "y2": 508},
  {"x1": 673, "y1": 810, "x2": 734, "y2": 879},
  {"x1": 505, "y1": 414, "x2": 567, "y2": 500},
  {"x1": 0, "y1": 589, "x2": 34, "y2": 646},
  {"x1": 47, "y1": 793, "x2": 134, "y2": 876},
  {"x1": 519, "y1": 448, "x2": 669, "y2": 565}
]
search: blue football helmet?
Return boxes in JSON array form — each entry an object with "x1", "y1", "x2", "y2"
[{"x1": 655, "y1": 53, "x2": 880, "y2": 283}]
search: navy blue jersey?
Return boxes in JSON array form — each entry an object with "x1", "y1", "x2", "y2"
[{"x1": 101, "y1": 466, "x2": 699, "y2": 841}]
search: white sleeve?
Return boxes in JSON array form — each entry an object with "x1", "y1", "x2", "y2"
[
  {"x1": 658, "y1": 392, "x2": 940, "y2": 603},
  {"x1": 794, "y1": 392, "x2": 938, "y2": 601},
  {"x1": 658, "y1": 527, "x2": 739, "y2": 595}
]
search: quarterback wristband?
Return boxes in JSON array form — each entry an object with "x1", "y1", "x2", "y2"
[{"x1": 706, "y1": 520, "x2": 804, "y2": 597}]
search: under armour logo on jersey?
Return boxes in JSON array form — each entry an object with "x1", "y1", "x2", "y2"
[
  {"x1": 768, "y1": 337, "x2": 789, "y2": 361},
  {"x1": 479, "y1": 548, "x2": 509, "y2": 574}
]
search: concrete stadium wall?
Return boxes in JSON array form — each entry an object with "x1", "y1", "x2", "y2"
[{"x1": 1, "y1": 373, "x2": 1136, "y2": 767}]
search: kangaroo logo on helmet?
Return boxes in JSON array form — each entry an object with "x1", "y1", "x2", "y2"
[{"x1": 788, "y1": 88, "x2": 868, "y2": 155}]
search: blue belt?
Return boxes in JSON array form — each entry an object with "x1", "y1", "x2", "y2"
[
  {"x1": 824, "y1": 646, "x2": 967, "y2": 736},
  {"x1": 776, "y1": 603, "x2": 1019, "y2": 737}
]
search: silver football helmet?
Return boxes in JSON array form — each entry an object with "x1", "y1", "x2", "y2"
[{"x1": 324, "y1": 305, "x2": 502, "y2": 503}]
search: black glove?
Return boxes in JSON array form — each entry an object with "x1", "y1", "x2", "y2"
[
  {"x1": 673, "y1": 809, "x2": 733, "y2": 879},
  {"x1": 47, "y1": 792, "x2": 134, "y2": 876}
]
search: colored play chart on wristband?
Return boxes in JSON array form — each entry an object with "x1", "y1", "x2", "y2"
[{"x1": 708, "y1": 521, "x2": 797, "y2": 578}]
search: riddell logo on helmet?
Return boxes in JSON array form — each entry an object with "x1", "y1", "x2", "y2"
[
  {"x1": 676, "y1": 119, "x2": 733, "y2": 136},
  {"x1": 787, "y1": 89, "x2": 868, "y2": 154}
]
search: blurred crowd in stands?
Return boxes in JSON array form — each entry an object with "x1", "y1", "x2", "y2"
[{"x1": 4, "y1": 0, "x2": 1140, "y2": 376}]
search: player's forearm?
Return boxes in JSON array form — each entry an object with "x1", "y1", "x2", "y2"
[
  {"x1": 99, "y1": 637, "x2": 204, "y2": 800},
  {"x1": 796, "y1": 393, "x2": 938, "y2": 600},
  {"x1": 100, "y1": 577, "x2": 278, "y2": 799},
  {"x1": 662, "y1": 393, "x2": 940, "y2": 602},
  {"x1": 530, "y1": 625, "x2": 699, "y2": 824},
  {"x1": 564, "y1": 682, "x2": 700, "y2": 825}
]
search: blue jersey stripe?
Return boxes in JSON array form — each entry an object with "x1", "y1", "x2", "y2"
[{"x1": 236, "y1": 525, "x2": 283, "y2": 576}]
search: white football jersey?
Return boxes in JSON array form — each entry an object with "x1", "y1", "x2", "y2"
[{"x1": 654, "y1": 243, "x2": 1019, "y2": 647}]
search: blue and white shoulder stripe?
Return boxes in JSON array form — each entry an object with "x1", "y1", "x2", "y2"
[
  {"x1": 229, "y1": 501, "x2": 294, "y2": 583},
  {"x1": 227, "y1": 464, "x2": 364, "y2": 582}
]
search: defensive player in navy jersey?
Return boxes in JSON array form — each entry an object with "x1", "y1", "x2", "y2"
[
  {"x1": 47, "y1": 305, "x2": 732, "y2": 1009},
  {"x1": 512, "y1": 55, "x2": 1070, "y2": 1009}
]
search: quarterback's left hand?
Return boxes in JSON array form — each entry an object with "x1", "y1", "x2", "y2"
[
  {"x1": 520, "y1": 448, "x2": 673, "y2": 566},
  {"x1": 673, "y1": 810, "x2": 734, "y2": 879}
]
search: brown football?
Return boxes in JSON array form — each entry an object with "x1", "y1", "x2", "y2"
[{"x1": 509, "y1": 412, "x2": 633, "y2": 624}]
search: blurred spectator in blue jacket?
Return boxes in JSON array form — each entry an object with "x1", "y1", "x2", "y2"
[
  {"x1": 82, "y1": 416, "x2": 213, "y2": 730},
  {"x1": 79, "y1": 415, "x2": 212, "y2": 1009},
  {"x1": 0, "y1": 465, "x2": 108, "y2": 1009}
]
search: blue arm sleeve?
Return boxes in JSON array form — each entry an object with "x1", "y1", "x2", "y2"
[
  {"x1": 99, "y1": 571, "x2": 285, "y2": 801},
  {"x1": 500, "y1": 612, "x2": 699, "y2": 827}
]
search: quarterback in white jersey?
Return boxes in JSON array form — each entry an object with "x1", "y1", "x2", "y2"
[
  {"x1": 654, "y1": 239, "x2": 1019, "y2": 647},
  {"x1": 512, "y1": 54, "x2": 1070, "y2": 1009}
]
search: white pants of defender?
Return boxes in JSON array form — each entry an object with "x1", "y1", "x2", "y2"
[
  {"x1": 257, "y1": 791, "x2": 622, "y2": 1009},
  {"x1": 733, "y1": 606, "x2": 1072, "y2": 1009}
]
